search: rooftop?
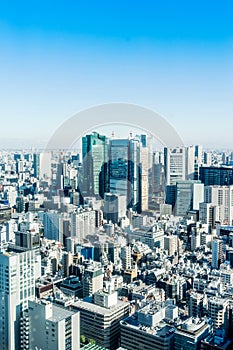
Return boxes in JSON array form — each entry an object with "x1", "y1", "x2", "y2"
[
  {"x1": 120, "y1": 316, "x2": 175, "y2": 338},
  {"x1": 48, "y1": 304, "x2": 76, "y2": 323},
  {"x1": 72, "y1": 298, "x2": 129, "y2": 316},
  {"x1": 176, "y1": 317, "x2": 211, "y2": 335},
  {"x1": 81, "y1": 344, "x2": 108, "y2": 350}
]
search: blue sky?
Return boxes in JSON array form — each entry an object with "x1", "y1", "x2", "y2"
[{"x1": 0, "y1": 1, "x2": 233, "y2": 148}]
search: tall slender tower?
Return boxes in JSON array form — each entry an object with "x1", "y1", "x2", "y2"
[
  {"x1": 109, "y1": 135, "x2": 145, "y2": 212},
  {"x1": 33, "y1": 153, "x2": 40, "y2": 179},
  {"x1": 0, "y1": 246, "x2": 40, "y2": 350},
  {"x1": 82, "y1": 132, "x2": 109, "y2": 198},
  {"x1": 212, "y1": 238, "x2": 224, "y2": 269},
  {"x1": 140, "y1": 135, "x2": 149, "y2": 211}
]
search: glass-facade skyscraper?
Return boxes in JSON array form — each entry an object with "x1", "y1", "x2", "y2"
[
  {"x1": 109, "y1": 137, "x2": 142, "y2": 212},
  {"x1": 82, "y1": 132, "x2": 148, "y2": 212},
  {"x1": 199, "y1": 166, "x2": 233, "y2": 186},
  {"x1": 82, "y1": 132, "x2": 109, "y2": 198}
]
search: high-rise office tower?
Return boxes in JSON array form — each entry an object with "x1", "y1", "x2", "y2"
[
  {"x1": 192, "y1": 182, "x2": 205, "y2": 210},
  {"x1": 186, "y1": 146, "x2": 195, "y2": 180},
  {"x1": 190, "y1": 230, "x2": 201, "y2": 251},
  {"x1": 222, "y1": 152, "x2": 227, "y2": 165},
  {"x1": 140, "y1": 139, "x2": 149, "y2": 211},
  {"x1": 164, "y1": 235, "x2": 178, "y2": 256},
  {"x1": 82, "y1": 132, "x2": 109, "y2": 198},
  {"x1": 14, "y1": 153, "x2": 22, "y2": 161},
  {"x1": 109, "y1": 135, "x2": 146, "y2": 213},
  {"x1": 109, "y1": 138, "x2": 129, "y2": 198},
  {"x1": 108, "y1": 242, "x2": 121, "y2": 265},
  {"x1": 16, "y1": 195, "x2": 25, "y2": 213},
  {"x1": 103, "y1": 193, "x2": 127, "y2": 224},
  {"x1": 121, "y1": 245, "x2": 132, "y2": 270},
  {"x1": 203, "y1": 152, "x2": 212, "y2": 166},
  {"x1": 43, "y1": 211, "x2": 64, "y2": 243},
  {"x1": 71, "y1": 209, "x2": 96, "y2": 243},
  {"x1": 152, "y1": 161, "x2": 165, "y2": 205},
  {"x1": 186, "y1": 145, "x2": 203, "y2": 180},
  {"x1": 16, "y1": 159, "x2": 24, "y2": 174},
  {"x1": 212, "y1": 238, "x2": 224, "y2": 269},
  {"x1": 62, "y1": 252, "x2": 73, "y2": 277},
  {"x1": 39, "y1": 151, "x2": 52, "y2": 181},
  {"x1": 140, "y1": 134, "x2": 147, "y2": 148},
  {"x1": 82, "y1": 263, "x2": 103, "y2": 297},
  {"x1": 0, "y1": 247, "x2": 40, "y2": 350},
  {"x1": 164, "y1": 147, "x2": 186, "y2": 186},
  {"x1": 195, "y1": 145, "x2": 203, "y2": 165},
  {"x1": 33, "y1": 153, "x2": 40, "y2": 179},
  {"x1": 128, "y1": 137, "x2": 141, "y2": 210},
  {"x1": 204, "y1": 185, "x2": 233, "y2": 225},
  {"x1": 55, "y1": 161, "x2": 65, "y2": 191},
  {"x1": 200, "y1": 166, "x2": 233, "y2": 186},
  {"x1": 15, "y1": 231, "x2": 40, "y2": 250},
  {"x1": 175, "y1": 180, "x2": 204, "y2": 216},
  {"x1": 199, "y1": 203, "x2": 216, "y2": 229}
]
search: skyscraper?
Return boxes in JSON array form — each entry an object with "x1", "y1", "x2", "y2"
[
  {"x1": 186, "y1": 146, "x2": 195, "y2": 180},
  {"x1": 109, "y1": 138, "x2": 130, "y2": 199},
  {"x1": 121, "y1": 245, "x2": 132, "y2": 270},
  {"x1": 175, "y1": 180, "x2": 204, "y2": 216},
  {"x1": 164, "y1": 235, "x2": 178, "y2": 256},
  {"x1": 71, "y1": 208, "x2": 96, "y2": 243},
  {"x1": 43, "y1": 211, "x2": 64, "y2": 243},
  {"x1": 199, "y1": 166, "x2": 233, "y2": 186},
  {"x1": 103, "y1": 193, "x2": 127, "y2": 224},
  {"x1": 33, "y1": 153, "x2": 40, "y2": 179},
  {"x1": 140, "y1": 139, "x2": 149, "y2": 211},
  {"x1": 128, "y1": 137, "x2": 141, "y2": 211},
  {"x1": 164, "y1": 147, "x2": 186, "y2": 186},
  {"x1": 109, "y1": 136, "x2": 145, "y2": 212},
  {"x1": 212, "y1": 238, "x2": 224, "y2": 269},
  {"x1": 82, "y1": 132, "x2": 109, "y2": 198},
  {"x1": 204, "y1": 185, "x2": 233, "y2": 225},
  {"x1": 195, "y1": 145, "x2": 203, "y2": 165},
  {"x1": 0, "y1": 247, "x2": 40, "y2": 350},
  {"x1": 199, "y1": 203, "x2": 216, "y2": 229}
]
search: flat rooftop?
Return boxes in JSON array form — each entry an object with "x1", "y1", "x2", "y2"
[
  {"x1": 120, "y1": 316, "x2": 175, "y2": 338},
  {"x1": 72, "y1": 299, "x2": 129, "y2": 316},
  {"x1": 48, "y1": 304, "x2": 76, "y2": 323}
]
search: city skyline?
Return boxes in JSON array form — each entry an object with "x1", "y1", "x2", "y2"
[
  {"x1": 2, "y1": 3, "x2": 233, "y2": 350},
  {"x1": 0, "y1": 1, "x2": 233, "y2": 148},
  {"x1": 1, "y1": 134, "x2": 233, "y2": 349}
]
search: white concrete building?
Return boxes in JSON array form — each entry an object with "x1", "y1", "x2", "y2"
[
  {"x1": 0, "y1": 247, "x2": 40, "y2": 350},
  {"x1": 71, "y1": 208, "x2": 96, "y2": 243},
  {"x1": 208, "y1": 297, "x2": 229, "y2": 331},
  {"x1": 204, "y1": 185, "x2": 233, "y2": 225},
  {"x1": 164, "y1": 147, "x2": 186, "y2": 186},
  {"x1": 25, "y1": 299, "x2": 80, "y2": 350}
]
